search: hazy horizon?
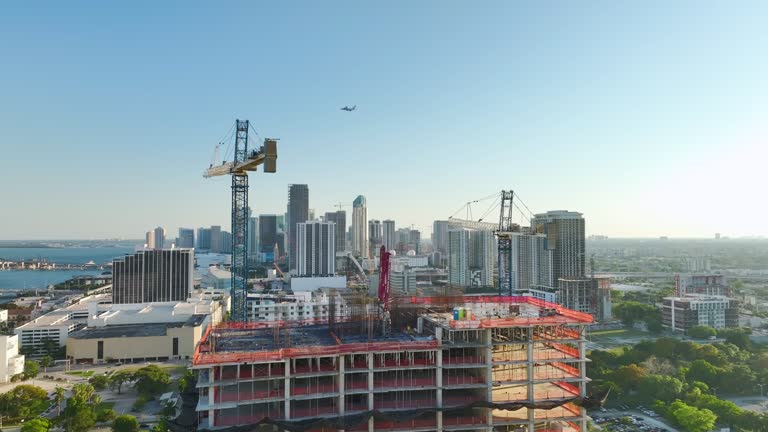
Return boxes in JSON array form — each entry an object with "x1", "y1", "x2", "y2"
[{"x1": 2, "y1": 2, "x2": 766, "y2": 239}]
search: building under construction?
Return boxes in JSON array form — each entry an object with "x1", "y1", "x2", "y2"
[{"x1": 192, "y1": 293, "x2": 593, "y2": 432}]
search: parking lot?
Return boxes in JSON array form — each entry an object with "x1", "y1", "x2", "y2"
[{"x1": 592, "y1": 407, "x2": 679, "y2": 432}]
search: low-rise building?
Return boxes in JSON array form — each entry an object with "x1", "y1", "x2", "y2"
[
  {"x1": 16, "y1": 291, "x2": 227, "y2": 360},
  {"x1": 662, "y1": 294, "x2": 739, "y2": 333},
  {"x1": 0, "y1": 334, "x2": 25, "y2": 383},
  {"x1": 246, "y1": 291, "x2": 347, "y2": 323}
]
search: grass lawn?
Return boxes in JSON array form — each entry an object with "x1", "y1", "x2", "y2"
[
  {"x1": 95, "y1": 401, "x2": 116, "y2": 415},
  {"x1": 66, "y1": 370, "x2": 95, "y2": 377}
]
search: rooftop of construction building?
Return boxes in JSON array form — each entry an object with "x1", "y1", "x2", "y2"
[{"x1": 192, "y1": 295, "x2": 592, "y2": 367}]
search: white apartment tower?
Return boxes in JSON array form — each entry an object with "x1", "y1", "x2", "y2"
[
  {"x1": 448, "y1": 228, "x2": 494, "y2": 288},
  {"x1": 382, "y1": 219, "x2": 396, "y2": 252},
  {"x1": 352, "y1": 195, "x2": 368, "y2": 259},
  {"x1": 296, "y1": 221, "x2": 336, "y2": 277}
]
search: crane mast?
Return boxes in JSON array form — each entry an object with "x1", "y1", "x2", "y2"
[
  {"x1": 204, "y1": 119, "x2": 278, "y2": 322},
  {"x1": 231, "y1": 120, "x2": 250, "y2": 322},
  {"x1": 496, "y1": 190, "x2": 515, "y2": 296}
]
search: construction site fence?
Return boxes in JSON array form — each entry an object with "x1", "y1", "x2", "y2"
[{"x1": 202, "y1": 398, "x2": 587, "y2": 432}]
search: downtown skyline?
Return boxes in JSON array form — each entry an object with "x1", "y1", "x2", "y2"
[{"x1": 1, "y1": 2, "x2": 766, "y2": 240}]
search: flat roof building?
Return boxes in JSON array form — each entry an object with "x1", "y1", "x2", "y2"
[{"x1": 112, "y1": 248, "x2": 194, "y2": 304}]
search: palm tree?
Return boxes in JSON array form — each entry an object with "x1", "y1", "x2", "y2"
[{"x1": 54, "y1": 386, "x2": 66, "y2": 416}]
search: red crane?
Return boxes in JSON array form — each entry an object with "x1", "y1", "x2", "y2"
[{"x1": 378, "y1": 245, "x2": 391, "y2": 312}]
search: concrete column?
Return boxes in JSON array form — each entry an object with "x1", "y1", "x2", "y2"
[
  {"x1": 527, "y1": 328, "x2": 535, "y2": 432},
  {"x1": 367, "y1": 353, "x2": 375, "y2": 432},
  {"x1": 579, "y1": 329, "x2": 588, "y2": 431},
  {"x1": 284, "y1": 359, "x2": 291, "y2": 419},
  {"x1": 436, "y1": 347, "x2": 443, "y2": 407},
  {"x1": 485, "y1": 329, "x2": 493, "y2": 429},
  {"x1": 338, "y1": 357, "x2": 346, "y2": 415},
  {"x1": 207, "y1": 367, "x2": 215, "y2": 427}
]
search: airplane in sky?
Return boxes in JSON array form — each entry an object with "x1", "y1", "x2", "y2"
[{"x1": 340, "y1": 105, "x2": 356, "y2": 112}]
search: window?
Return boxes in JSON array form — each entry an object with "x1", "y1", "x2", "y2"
[
  {"x1": 172, "y1": 337, "x2": 179, "y2": 356},
  {"x1": 97, "y1": 341, "x2": 104, "y2": 360}
]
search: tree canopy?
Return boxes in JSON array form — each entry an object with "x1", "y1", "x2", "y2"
[
  {"x1": 133, "y1": 365, "x2": 171, "y2": 396},
  {"x1": 687, "y1": 325, "x2": 716, "y2": 339},
  {"x1": 20, "y1": 418, "x2": 50, "y2": 432},
  {"x1": 112, "y1": 414, "x2": 140, "y2": 432},
  {"x1": 0, "y1": 384, "x2": 48, "y2": 421}
]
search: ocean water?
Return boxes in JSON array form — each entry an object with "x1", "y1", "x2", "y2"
[{"x1": 0, "y1": 246, "x2": 133, "y2": 291}]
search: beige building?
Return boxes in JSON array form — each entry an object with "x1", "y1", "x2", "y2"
[
  {"x1": 67, "y1": 315, "x2": 208, "y2": 363},
  {"x1": 0, "y1": 335, "x2": 25, "y2": 383}
]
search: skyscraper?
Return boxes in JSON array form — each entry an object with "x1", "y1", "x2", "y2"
[
  {"x1": 531, "y1": 211, "x2": 585, "y2": 282},
  {"x1": 259, "y1": 215, "x2": 278, "y2": 261},
  {"x1": 112, "y1": 248, "x2": 194, "y2": 304},
  {"x1": 145, "y1": 231, "x2": 155, "y2": 249},
  {"x1": 409, "y1": 229, "x2": 421, "y2": 254},
  {"x1": 210, "y1": 225, "x2": 222, "y2": 253},
  {"x1": 368, "y1": 219, "x2": 382, "y2": 257},
  {"x1": 324, "y1": 211, "x2": 347, "y2": 253},
  {"x1": 196, "y1": 228, "x2": 211, "y2": 251},
  {"x1": 448, "y1": 228, "x2": 494, "y2": 288},
  {"x1": 296, "y1": 221, "x2": 336, "y2": 277},
  {"x1": 509, "y1": 232, "x2": 553, "y2": 292},
  {"x1": 222, "y1": 231, "x2": 232, "y2": 254},
  {"x1": 247, "y1": 217, "x2": 259, "y2": 259},
  {"x1": 287, "y1": 184, "x2": 309, "y2": 271},
  {"x1": 153, "y1": 227, "x2": 166, "y2": 249},
  {"x1": 352, "y1": 195, "x2": 368, "y2": 259},
  {"x1": 177, "y1": 228, "x2": 195, "y2": 249},
  {"x1": 432, "y1": 220, "x2": 450, "y2": 254},
  {"x1": 382, "y1": 219, "x2": 396, "y2": 251}
]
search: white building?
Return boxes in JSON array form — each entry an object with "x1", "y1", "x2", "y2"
[
  {"x1": 382, "y1": 220, "x2": 396, "y2": 252},
  {"x1": 246, "y1": 291, "x2": 348, "y2": 322},
  {"x1": 0, "y1": 335, "x2": 24, "y2": 383},
  {"x1": 290, "y1": 276, "x2": 347, "y2": 292},
  {"x1": 509, "y1": 232, "x2": 553, "y2": 292},
  {"x1": 352, "y1": 195, "x2": 368, "y2": 259},
  {"x1": 15, "y1": 292, "x2": 227, "y2": 356},
  {"x1": 662, "y1": 294, "x2": 739, "y2": 333},
  {"x1": 296, "y1": 221, "x2": 336, "y2": 277},
  {"x1": 448, "y1": 228, "x2": 494, "y2": 288}
]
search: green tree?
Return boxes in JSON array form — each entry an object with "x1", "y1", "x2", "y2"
[
  {"x1": 669, "y1": 400, "x2": 717, "y2": 432},
  {"x1": 20, "y1": 418, "x2": 50, "y2": 432},
  {"x1": 62, "y1": 403, "x2": 96, "y2": 432},
  {"x1": 70, "y1": 382, "x2": 97, "y2": 404},
  {"x1": 39, "y1": 355, "x2": 53, "y2": 372},
  {"x1": 89, "y1": 374, "x2": 109, "y2": 391},
  {"x1": 133, "y1": 365, "x2": 171, "y2": 396},
  {"x1": 23, "y1": 360, "x2": 39, "y2": 379},
  {"x1": 638, "y1": 375, "x2": 683, "y2": 402},
  {"x1": 688, "y1": 325, "x2": 717, "y2": 339},
  {"x1": 53, "y1": 386, "x2": 66, "y2": 416},
  {"x1": 687, "y1": 359, "x2": 721, "y2": 387},
  {"x1": 98, "y1": 408, "x2": 118, "y2": 422},
  {"x1": 112, "y1": 414, "x2": 140, "y2": 432},
  {"x1": 0, "y1": 384, "x2": 48, "y2": 420},
  {"x1": 178, "y1": 368, "x2": 195, "y2": 393},
  {"x1": 612, "y1": 364, "x2": 646, "y2": 390},
  {"x1": 109, "y1": 370, "x2": 133, "y2": 394}
]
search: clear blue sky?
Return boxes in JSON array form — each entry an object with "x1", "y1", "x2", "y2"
[{"x1": 1, "y1": 1, "x2": 766, "y2": 240}]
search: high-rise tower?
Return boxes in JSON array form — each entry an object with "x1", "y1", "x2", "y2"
[
  {"x1": 352, "y1": 195, "x2": 368, "y2": 259},
  {"x1": 382, "y1": 220, "x2": 396, "y2": 251},
  {"x1": 531, "y1": 211, "x2": 585, "y2": 282},
  {"x1": 325, "y1": 211, "x2": 347, "y2": 253},
  {"x1": 296, "y1": 221, "x2": 336, "y2": 276},
  {"x1": 287, "y1": 184, "x2": 309, "y2": 271}
]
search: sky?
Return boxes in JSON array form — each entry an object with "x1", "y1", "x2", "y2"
[{"x1": 1, "y1": 1, "x2": 766, "y2": 240}]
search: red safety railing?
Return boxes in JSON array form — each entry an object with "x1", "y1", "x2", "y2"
[
  {"x1": 291, "y1": 406, "x2": 338, "y2": 418},
  {"x1": 291, "y1": 384, "x2": 338, "y2": 396},
  {"x1": 373, "y1": 377, "x2": 436, "y2": 388},
  {"x1": 374, "y1": 357, "x2": 436, "y2": 368},
  {"x1": 443, "y1": 355, "x2": 485, "y2": 365},
  {"x1": 195, "y1": 339, "x2": 439, "y2": 366},
  {"x1": 400, "y1": 296, "x2": 594, "y2": 324},
  {"x1": 216, "y1": 388, "x2": 283, "y2": 403},
  {"x1": 292, "y1": 364, "x2": 337, "y2": 374},
  {"x1": 551, "y1": 362, "x2": 580, "y2": 377},
  {"x1": 374, "y1": 399, "x2": 436, "y2": 410},
  {"x1": 443, "y1": 375, "x2": 485, "y2": 385}
]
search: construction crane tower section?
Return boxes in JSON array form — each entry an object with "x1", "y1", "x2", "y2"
[
  {"x1": 496, "y1": 190, "x2": 515, "y2": 296},
  {"x1": 204, "y1": 119, "x2": 278, "y2": 322}
]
